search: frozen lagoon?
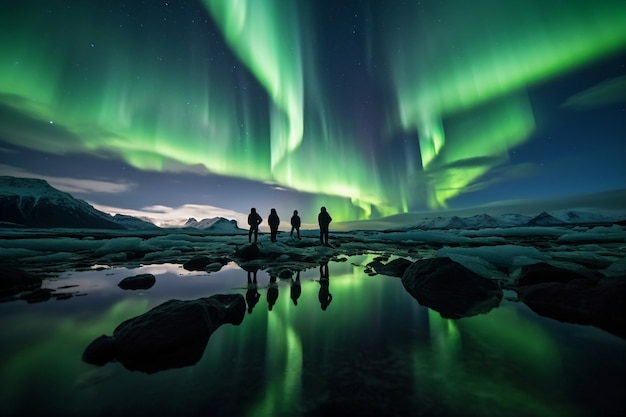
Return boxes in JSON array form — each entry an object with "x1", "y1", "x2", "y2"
[{"x1": 1, "y1": 225, "x2": 625, "y2": 416}]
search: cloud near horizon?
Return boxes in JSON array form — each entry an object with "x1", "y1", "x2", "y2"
[
  {"x1": 0, "y1": 164, "x2": 133, "y2": 194},
  {"x1": 91, "y1": 202, "x2": 249, "y2": 228}
]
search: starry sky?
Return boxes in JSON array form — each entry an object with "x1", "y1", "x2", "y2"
[{"x1": 1, "y1": 0, "x2": 625, "y2": 228}]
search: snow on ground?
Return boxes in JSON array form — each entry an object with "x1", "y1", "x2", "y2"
[{"x1": 1, "y1": 225, "x2": 625, "y2": 282}]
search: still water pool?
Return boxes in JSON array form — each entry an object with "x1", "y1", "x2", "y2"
[{"x1": 1, "y1": 254, "x2": 624, "y2": 416}]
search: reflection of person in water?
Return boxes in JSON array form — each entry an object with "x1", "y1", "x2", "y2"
[
  {"x1": 267, "y1": 275, "x2": 279, "y2": 311},
  {"x1": 245, "y1": 269, "x2": 260, "y2": 314},
  {"x1": 290, "y1": 271, "x2": 301, "y2": 306},
  {"x1": 318, "y1": 262, "x2": 332, "y2": 310}
]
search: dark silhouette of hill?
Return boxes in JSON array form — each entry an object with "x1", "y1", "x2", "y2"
[{"x1": 0, "y1": 176, "x2": 143, "y2": 229}]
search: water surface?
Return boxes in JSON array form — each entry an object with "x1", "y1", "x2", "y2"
[{"x1": 1, "y1": 255, "x2": 624, "y2": 416}]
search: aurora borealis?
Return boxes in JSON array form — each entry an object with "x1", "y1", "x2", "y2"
[{"x1": 0, "y1": 0, "x2": 624, "y2": 225}]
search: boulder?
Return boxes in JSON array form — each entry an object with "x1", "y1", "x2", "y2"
[
  {"x1": 234, "y1": 243, "x2": 261, "y2": 261},
  {"x1": 514, "y1": 265, "x2": 626, "y2": 339},
  {"x1": 516, "y1": 262, "x2": 601, "y2": 286},
  {"x1": 401, "y1": 257, "x2": 502, "y2": 319},
  {"x1": 83, "y1": 294, "x2": 246, "y2": 373},
  {"x1": 369, "y1": 257, "x2": 413, "y2": 277},
  {"x1": 0, "y1": 266, "x2": 42, "y2": 297},
  {"x1": 118, "y1": 273, "x2": 156, "y2": 290},
  {"x1": 183, "y1": 256, "x2": 229, "y2": 272}
]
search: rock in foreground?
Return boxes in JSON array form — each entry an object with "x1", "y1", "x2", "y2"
[
  {"x1": 117, "y1": 273, "x2": 156, "y2": 290},
  {"x1": 0, "y1": 266, "x2": 42, "y2": 297},
  {"x1": 401, "y1": 257, "x2": 503, "y2": 319},
  {"x1": 83, "y1": 294, "x2": 246, "y2": 373},
  {"x1": 514, "y1": 263, "x2": 626, "y2": 339}
]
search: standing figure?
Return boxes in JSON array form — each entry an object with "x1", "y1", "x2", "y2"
[
  {"x1": 318, "y1": 206, "x2": 332, "y2": 245},
  {"x1": 268, "y1": 208, "x2": 280, "y2": 242},
  {"x1": 248, "y1": 208, "x2": 262, "y2": 243},
  {"x1": 290, "y1": 210, "x2": 301, "y2": 239}
]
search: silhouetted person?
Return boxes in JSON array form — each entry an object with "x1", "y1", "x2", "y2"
[
  {"x1": 267, "y1": 275, "x2": 279, "y2": 311},
  {"x1": 248, "y1": 208, "x2": 262, "y2": 243},
  {"x1": 245, "y1": 269, "x2": 260, "y2": 314},
  {"x1": 318, "y1": 206, "x2": 332, "y2": 245},
  {"x1": 290, "y1": 271, "x2": 301, "y2": 306},
  {"x1": 290, "y1": 210, "x2": 301, "y2": 239},
  {"x1": 318, "y1": 262, "x2": 332, "y2": 310},
  {"x1": 268, "y1": 208, "x2": 280, "y2": 242}
]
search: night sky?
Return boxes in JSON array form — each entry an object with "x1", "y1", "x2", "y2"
[{"x1": 1, "y1": 0, "x2": 624, "y2": 227}]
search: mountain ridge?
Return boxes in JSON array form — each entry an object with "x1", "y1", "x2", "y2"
[
  {"x1": 402, "y1": 209, "x2": 624, "y2": 231},
  {"x1": 1, "y1": 176, "x2": 624, "y2": 231},
  {"x1": 0, "y1": 176, "x2": 244, "y2": 232}
]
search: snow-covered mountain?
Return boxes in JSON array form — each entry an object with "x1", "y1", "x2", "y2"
[
  {"x1": 0, "y1": 176, "x2": 242, "y2": 232},
  {"x1": 112, "y1": 214, "x2": 160, "y2": 230},
  {"x1": 412, "y1": 216, "x2": 468, "y2": 230},
  {"x1": 462, "y1": 213, "x2": 500, "y2": 229},
  {"x1": 2, "y1": 176, "x2": 623, "y2": 232},
  {"x1": 497, "y1": 213, "x2": 533, "y2": 227},
  {"x1": 183, "y1": 217, "x2": 244, "y2": 233},
  {"x1": 406, "y1": 209, "x2": 624, "y2": 230},
  {"x1": 526, "y1": 211, "x2": 564, "y2": 226},
  {"x1": 0, "y1": 176, "x2": 155, "y2": 230}
]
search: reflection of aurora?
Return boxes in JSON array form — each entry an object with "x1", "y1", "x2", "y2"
[
  {"x1": 0, "y1": 257, "x2": 617, "y2": 416},
  {"x1": 216, "y1": 256, "x2": 572, "y2": 416},
  {"x1": 420, "y1": 309, "x2": 570, "y2": 416},
  {"x1": 0, "y1": 1, "x2": 624, "y2": 221},
  {"x1": 0, "y1": 298, "x2": 149, "y2": 411}
]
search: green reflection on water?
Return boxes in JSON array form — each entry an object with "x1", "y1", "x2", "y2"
[
  {"x1": 0, "y1": 256, "x2": 623, "y2": 416},
  {"x1": 0, "y1": 298, "x2": 148, "y2": 413},
  {"x1": 416, "y1": 304, "x2": 575, "y2": 416}
]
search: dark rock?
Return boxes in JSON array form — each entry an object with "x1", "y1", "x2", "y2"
[
  {"x1": 205, "y1": 262, "x2": 223, "y2": 272},
  {"x1": 369, "y1": 257, "x2": 413, "y2": 277},
  {"x1": 234, "y1": 243, "x2": 261, "y2": 261},
  {"x1": 118, "y1": 273, "x2": 156, "y2": 290},
  {"x1": 21, "y1": 288, "x2": 54, "y2": 303},
  {"x1": 0, "y1": 266, "x2": 42, "y2": 296},
  {"x1": 83, "y1": 294, "x2": 246, "y2": 373},
  {"x1": 278, "y1": 269, "x2": 294, "y2": 279},
  {"x1": 401, "y1": 257, "x2": 502, "y2": 319},
  {"x1": 82, "y1": 335, "x2": 115, "y2": 366},
  {"x1": 183, "y1": 256, "x2": 211, "y2": 271},
  {"x1": 183, "y1": 256, "x2": 229, "y2": 271},
  {"x1": 515, "y1": 276, "x2": 626, "y2": 339},
  {"x1": 517, "y1": 262, "x2": 601, "y2": 286}
]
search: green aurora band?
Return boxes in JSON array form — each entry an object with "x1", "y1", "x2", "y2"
[
  {"x1": 0, "y1": 1, "x2": 625, "y2": 220},
  {"x1": 384, "y1": 0, "x2": 626, "y2": 209}
]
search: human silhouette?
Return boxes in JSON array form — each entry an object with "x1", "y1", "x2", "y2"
[
  {"x1": 318, "y1": 206, "x2": 332, "y2": 245},
  {"x1": 267, "y1": 275, "x2": 279, "y2": 311},
  {"x1": 318, "y1": 262, "x2": 332, "y2": 310},
  {"x1": 290, "y1": 271, "x2": 301, "y2": 306},
  {"x1": 290, "y1": 210, "x2": 301, "y2": 239},
  {"x1": 245, "y1": 269, "x2": 260, "y2": 314},
  {"x1": 248, "y1": 208, "x2": 262, "y2": 243},
  {"x1": 268, "y1": 208, "x2": 280, "y2": 242}
]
